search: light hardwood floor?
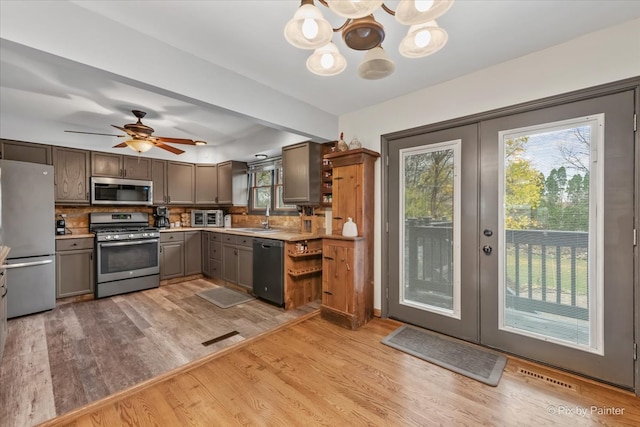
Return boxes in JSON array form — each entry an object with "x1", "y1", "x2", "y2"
[
  {"x1": 0, "y1": 279, "x2": 319, "y2": 427},
  {"x1": 34, "y1": 314, "x2": 639, "y2": 427}
]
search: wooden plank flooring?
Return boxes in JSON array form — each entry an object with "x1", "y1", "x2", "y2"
[
  {"x1": 33, "y1": 315, "x2": 639, "y2": 427},
  {"x1": 0, "y1": 279, "x2": 319, "y2": 427}
]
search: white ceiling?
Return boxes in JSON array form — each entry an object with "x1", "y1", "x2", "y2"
[{"x1": 1, "y1": 1, "x2": 639, "y2": 163}]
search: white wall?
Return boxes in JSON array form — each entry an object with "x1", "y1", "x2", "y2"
[{"x1": 338, "y1": 18, "x2": 640, "y2": 310}]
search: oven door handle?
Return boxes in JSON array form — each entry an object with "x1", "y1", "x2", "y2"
[{"x1": 99, "y1": 239, "x2": 159, "y2": 248}]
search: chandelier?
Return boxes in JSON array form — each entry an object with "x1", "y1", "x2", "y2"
[{"x1": 284, "y1": 0, "x2": 454, "y2": 79}]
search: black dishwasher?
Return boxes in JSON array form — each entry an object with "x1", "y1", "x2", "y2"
[{"x1": 252, "y1": 238, "x2": 284, "y2": 306}]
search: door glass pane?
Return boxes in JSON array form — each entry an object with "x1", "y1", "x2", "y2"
[
  {"x1": 499, "y1": 115, "x2": 603, "y2": 354},
  {"x1": 399, "y1": 141, "x2": 461, "y2": 318}
]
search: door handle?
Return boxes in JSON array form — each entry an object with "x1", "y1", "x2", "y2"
[
  {"x1": 3, "y1": 259, "x2": 53, "y2": 269},
  {"x1": 483, "y1": 229, "x2": 493, "y2": 237},
  {"x1": 482, "y1": 245, "x2": 492, "y2": 255}
]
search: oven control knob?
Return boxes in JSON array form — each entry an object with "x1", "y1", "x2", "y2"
[
  {"x1": 143, "y1": 233, "x2": 148, "y2": 237},
  {"x1": 114, "y1": 235, "x2": 119, "y2": 240},
  {"x1": 106, "y1": 235, "x2": 112, "y2": 240},
  {"x1": 128, "y1": 234, "x2": 134, "y2": 239}
]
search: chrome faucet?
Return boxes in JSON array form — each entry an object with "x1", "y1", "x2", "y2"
[{"x1": 261, "y1": 206, "x2": 270, "y2": 229}]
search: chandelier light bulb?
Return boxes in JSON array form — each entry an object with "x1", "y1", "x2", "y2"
[
  {"x1": 326, "y1": 0, "x2": 383, "y2": 19},
  {"x1": 284, "y1": 3, "x2": 333, "y2": 49},
  {"x1": 306, "y1": 42, "x2": 347, "y2": 76},
  {"x1": 396, "y1": 0, "x2": 455, "y2": 25},
  {"x1": 302, "y1": 18, "x2": 319, "y2": 39},
  {"x1": 320, "y1": 53, "x2": 335, "y2": 69},
  {"x1": 414, "y1": 30, "x2": 432, "y2": 48},
  {"x1": 415, "y1": 0, "x2": 435, "y2": 12},
  {"x1": 399, "y1": 21, "x2": 448, "y2": 58}
]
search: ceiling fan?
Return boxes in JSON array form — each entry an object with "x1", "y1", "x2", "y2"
[{"x1": 65, "y1": 110, "x2": 206, "y2": 155}]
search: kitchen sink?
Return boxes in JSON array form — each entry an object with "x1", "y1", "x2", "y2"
[{"x1": 232, "y1": 227, "x2": 280, "y2": 234}]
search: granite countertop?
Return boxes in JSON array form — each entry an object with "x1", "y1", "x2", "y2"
[{"x1": 160, "y1": 227, "x2": 323, "y2": 242}]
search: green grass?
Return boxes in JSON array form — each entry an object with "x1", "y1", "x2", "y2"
[{"x1": 505, "y1": 246, "x2": 589, "y2": 295}]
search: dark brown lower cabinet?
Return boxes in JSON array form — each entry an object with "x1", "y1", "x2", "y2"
[
  {"x1": 55, "y1": 238, "x2": 95, "y2": 298},
  {"x1": 321, "y1": 236, "x2": 371, "y2": 329}
]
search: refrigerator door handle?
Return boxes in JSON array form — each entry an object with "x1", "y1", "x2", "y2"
[{"x1": 3, "y1": 259, "x2": 54, "y2": 269}]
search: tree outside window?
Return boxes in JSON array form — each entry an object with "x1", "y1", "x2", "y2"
[{"x1": 249, "y1": 163, "x2": 296, "y2": 214}]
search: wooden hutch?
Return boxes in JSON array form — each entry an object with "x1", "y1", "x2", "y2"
[{"x1": 321, "y1": 148, "x2": 379, "y2": 329}]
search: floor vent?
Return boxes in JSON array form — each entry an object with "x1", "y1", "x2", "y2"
[
  {"x1": 202, "y1": 330, "x2": 240, "y2": 347},
  {"x1": 517, "y1": 367, "x2": 577, "y2": 391}
]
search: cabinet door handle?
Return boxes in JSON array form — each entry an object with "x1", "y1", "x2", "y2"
[
  {"x1": 334, "y1": 176, "x2": 343, "y2": 180},
  {"x1": 345, "y1": 263, "x2": 350, "y2": 271},
  {"x1": 323, "y1": 290, "x2": 333, "y2": 295},
  {"x1": 323, "y1": 256, "x2": 334, "y2": 260}
]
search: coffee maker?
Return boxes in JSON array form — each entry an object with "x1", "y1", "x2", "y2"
[{"x1": 154, "y1": 206, "x2": 170, "y2": 229}]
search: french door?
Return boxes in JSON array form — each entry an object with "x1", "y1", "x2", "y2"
[{"x1": 387, "y1": 90, "x2": 635, "y2": 388}]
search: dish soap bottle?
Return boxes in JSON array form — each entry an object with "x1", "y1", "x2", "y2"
[
  {"x1": 342, "y1": 217, "x2": 358, "y2": 237},
  {"x1": 337, "y1": 132, "x2": 348, "y2": 151}
]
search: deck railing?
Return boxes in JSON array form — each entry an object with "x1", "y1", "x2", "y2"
[{"x1": 406, "y1": 219, "x2": 589, "y2": 320}]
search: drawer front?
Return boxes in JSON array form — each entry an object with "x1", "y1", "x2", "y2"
[
  {"x1": 208, "y1": 232, "x2": 222, "y2": 242},
  {"x1": 210, "y1": 259, "x2": 222, "y2": 278},
  {"x1": 160, "y1": 232, "x2": 184, "y2": 243},
  {"x1": 221, "y1": 234, "x2": 237, "y2": 245},
  {"x1": 237, "y1": 236, "x2": 253, "y2": 247},
  {"x1": 209, "y1": 241, "x2": 222, "y2": 260},
  {"x1": 56, "y1": 238, "x2": 94, "y2": 251}
]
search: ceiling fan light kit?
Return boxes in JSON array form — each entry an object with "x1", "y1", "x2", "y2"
[
  {"x1": 64, "y1": 110, "x2": 202, "y2": 155},
  {"x1": 285, "y1": 0, "x2": 454, "y2": 79},
  {"x1": 125, "y1": 138, "x2": 154, "y2": 153}
]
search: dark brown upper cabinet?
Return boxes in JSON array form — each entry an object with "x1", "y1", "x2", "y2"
[
  {"x1": 282, "y1": 141, "x2": 322, "y2": 205},
  {"x1": 91, "y1": 152, "x2": 152, "y2": 180},
  {"x1": 0, "y1": 139, "x2": 52, "y2": 165}
]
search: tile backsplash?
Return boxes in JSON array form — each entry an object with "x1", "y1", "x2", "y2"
[{"x1": 55, "y1": 206, "x2": 327, "y2": 235}]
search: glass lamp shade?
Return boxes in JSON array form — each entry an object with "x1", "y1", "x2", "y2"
[
  {"x1": 284, "y1": 3, "x2": 333, "y2": 49},
  {"x1": 326, "y1": 0, "x2": 383, "y2": 19},
  {"x1": 306, "y1": 42, "x2": 347, "y2": 76},
  {"x1": 399, "y1": 21, "x2": 448, "y2": 58},
  {"x1": 395, "y1": 0, "x2": 455, "y2": 25},
  {"x1": 126, "y1": 139, "x2": 154, "y2": 153},
  {"x1": 357, "y1": 46, "x2": 395, "y2": 80},
  {"x1": 342, "y1": 15, "x2": 385, "y2": 51}
]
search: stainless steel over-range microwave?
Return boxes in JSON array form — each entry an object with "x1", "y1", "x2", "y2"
[{"x1": 91, "y1": 177, "x2": 153, "y2": 206}]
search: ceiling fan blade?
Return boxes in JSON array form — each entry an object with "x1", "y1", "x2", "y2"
[
  {"x1": 155, "y1": 142, "x2": 185, "y2": 155},
  {"x1": 113, "y1": 142, "x2": 128, "y2": 148},
  {"x1": 111, "y1": 124, "x2": 138, "y2": 137},
  {"x1": 153, "y1": 136, "x2": 196, "y2": 145},
  {"x1": 65, "y1": 130, "x2": 123, "y2": 137}
]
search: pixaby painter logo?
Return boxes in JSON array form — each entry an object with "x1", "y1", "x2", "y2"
[{"x1": 547, "y1": 405, "x2": 625, "y2": 417}]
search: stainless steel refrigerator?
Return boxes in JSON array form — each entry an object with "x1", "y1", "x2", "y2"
[{"x1": 0, "y1": 160, "x2": 56, "y2": 318}]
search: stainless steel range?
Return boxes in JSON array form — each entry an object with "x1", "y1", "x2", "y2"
[{"x1": 89, "y1": 212, "x2": 160, "y2": 298}]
